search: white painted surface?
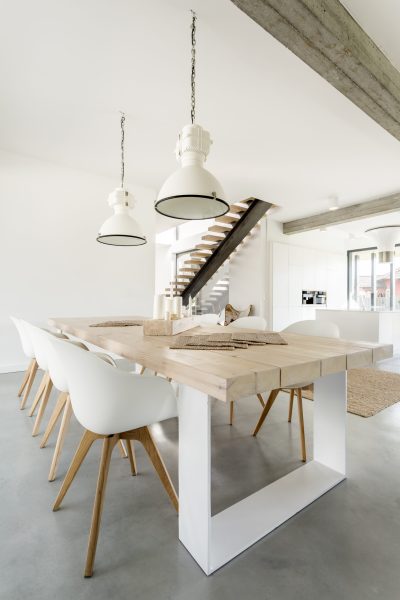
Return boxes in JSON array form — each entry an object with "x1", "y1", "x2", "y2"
[
  {"x1": 2, "y1": 1, "x2": 400, "y2": 228},
  {"x1": 178, "y1": 385, "x2": 211, "y2": 574},
  {"x1": 269, "y1": 238, "x2": 347, "y2": 331},
  {"x1": 211, "y1": 462, "x2": 344, "y2": 572},
  {"x1": 177, "y1": 369, "x2": 346, "y2": 575},
  {"x1": 0, "y1": 150, "x2": 156, "y2": 371},
  {"x1": 314, "y1": 371, "x2": 347, "y2": 474},
  {"x1": 229, "y1": 219, "x2": 268, "y2": 319},
  {"x1": 317, "y1": 308, "x2": 400, "y2": 344}
]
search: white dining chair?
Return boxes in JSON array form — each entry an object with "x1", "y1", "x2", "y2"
[
  {"x1": 49, "y1": 337, "x2": 178, "y2": 577},
  {"x1": 253, "y1": 319, "x2": 340, "y2": 462},
  {"x1": 228, "y1": 316, "x2": 267, "y2": 425},
  {"x1": 193, "y1": 313, "x2": 220, "y2": 325},
  {"x1": 10, "y1": 316, "x2": 39, "y2": 409},
  {"x1": 23, "y1": 325, "x2": 129, "y2": 480},
  {"x1": 230, "y1": 316, "x2": 267, "y2": 331}
]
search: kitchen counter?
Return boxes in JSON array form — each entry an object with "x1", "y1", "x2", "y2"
[{"x1": 316, "y1": 309, "x2": 400, "y2": 344}]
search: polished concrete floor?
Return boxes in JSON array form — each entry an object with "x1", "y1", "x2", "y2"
[{"x1": 1, "y1": 360, "x2": 400, "y2": 600}]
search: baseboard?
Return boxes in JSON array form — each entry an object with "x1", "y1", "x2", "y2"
[{"x1": 0, "y1": 363, "x2": 28, "y2": 374}]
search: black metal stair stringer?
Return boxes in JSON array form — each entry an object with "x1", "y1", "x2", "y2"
[{"x1": 181, "y1": 198, "x2": 272, "y2": 305}]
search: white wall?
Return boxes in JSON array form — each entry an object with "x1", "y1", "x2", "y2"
[
  {"x1": 0, "y1": 150, "x2": 156, "y2": 372},
  {"x1": 229, "y1": 219, "x2": 268, "y2": 318},
  {"x1": 267, "y1": 220, "x2": 347, "y2": 330}
]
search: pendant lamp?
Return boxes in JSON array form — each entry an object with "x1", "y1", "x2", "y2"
[
  {"x1": 366, "y1": 225, "x2": 400, "y2": 263},
  {"x1": 155, "y1": 11, "x2": 228, "y2": 220},
  {"x1": 97, "y1": 113, "x2": 147, "y2": 246}
]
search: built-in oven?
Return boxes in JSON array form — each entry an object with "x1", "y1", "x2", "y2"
[{"x1": 302, "y1": 290, "x2": 327, "y2": 305}]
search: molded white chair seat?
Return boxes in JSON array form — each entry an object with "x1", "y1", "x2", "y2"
[
  {"x1": 229, "y1": 316, "x2": 267, "y2": 330},
  {"x1": 49, "y1": 337, "x2": 178, "y2": 577},
  {"x1": 253, "y1": 319, "x2": 340, "y2": 462},
  {"x1": 10, "y1": 317, "x2": 39, "y2": 409}
]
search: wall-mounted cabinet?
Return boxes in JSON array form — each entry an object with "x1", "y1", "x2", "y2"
[{"x1": 271, "y1": 242, "x2": 347, "y2": 330}]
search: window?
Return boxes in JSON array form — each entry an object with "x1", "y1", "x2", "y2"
[{"x1": 348, "y1": 246, "x2": 400, "y2": 310}]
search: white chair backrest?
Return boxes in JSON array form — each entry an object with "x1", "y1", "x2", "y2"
[
  {"x1": 10, "y1": 316, "x2": 35, "y2": 359},
  {"x1": 230, "y1": 316, "x2": 267, "y2": 331},
  {"x1": 21, "y1": 321, "x2": 52, "y2": 371},
  {"x1": 193, "y1": 313, "x2": 219, "y2": 325},
  {"x1": 283, "y1": 320, "x2": 340, "y2": 339},
  {"x1": 49, "y1": 338, "x2": 177, "y2": 435},
  {"x1": 33, "y1": 327, "x2": 70, "y2": 392}
]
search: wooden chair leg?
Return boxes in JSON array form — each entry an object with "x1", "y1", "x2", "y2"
[
  {"x1": 117, "y1": 440, "x2": 128, "y2": 458},
  {"x1": 139, "y1": 365, "x2": 145, "y2": 375},
  {"x1": 28, "y1": 371, "x2": 47, "y2": 416},
  {"x1": 126, "y1": 440, "x2": 137, "y2": 476},
  {"x1": 252, "y1": 389, "x2": 280, "y2": 437},
  {"x1": 40, "y1": 392, "x2": 68, "y2": 448},
  {"x1": 48, "y1": 397, "x2": 73, "y2": 481},
  {"x1": 17, "y1": 359, "x2": 33, "y2": 397},
  {"x1": 20, "y1": 360, "x2": 38, "y2": 409},
  {"x1": 53, "y1": 429, "x2": 98, "y2": 511},
  {"x1": 123, "y1": 427, "x2": 178, "y2": 512},
  {"x1": 297, "y1": 389, "x2": 306, "y2": 462},
  {"x1": 84, "y1": 435, "x2": 118, "y2": 578},
  {"x1": 257, "y1": 393, "x2": 266, "y2": 408},
  {"x1": 288, "y1": 389, "x2": 295, "y2": 422},
  {"x1": 32, "y1": 375, "x2": 53, "y2": 436},
  {"x1": 229, "y1": 401, "x2": 234, "y2": 425}
]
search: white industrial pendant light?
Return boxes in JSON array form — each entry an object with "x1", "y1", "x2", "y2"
[
  {"x1": 366, "y1": 225, "x2": 400, "y2": 263},
  {"x1": 97, "y1": 113, "x2": 146, "y2": 246},
  {"x1": 155, "y1": 11, "x2": 228, "y2": 220}
]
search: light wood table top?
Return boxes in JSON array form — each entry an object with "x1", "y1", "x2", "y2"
[{"x1": 48, "y1": 316, "x2": 393, "y2": 403}]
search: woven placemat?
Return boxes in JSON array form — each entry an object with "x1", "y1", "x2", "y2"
[
  {"x1": 170, "y1": 331, "x2": 287, "y2": 350},
  {"x1": 232, "y1": 332, "x2": 288, "y2": 345},
  {"x1": 90, "y1": 320, "x2": 144, "y2": 328}
]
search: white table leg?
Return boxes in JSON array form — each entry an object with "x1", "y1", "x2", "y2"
[
  {"x1": 314, "y1": 370, "x2": 347, "y2": 474},
  {"x1": 178, "y1": 370, "x2": 347, "y2": 575},
  {"x1": 178, "y1": 385, "x2": 212, "y2": 574}
]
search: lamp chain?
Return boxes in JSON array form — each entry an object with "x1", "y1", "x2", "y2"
[
  {"x1": 120, "y1": 111, "x2": 125, "y2": 189},
  {"x1": 190, "y1": 10, "x2": 197, "y2": 125}
]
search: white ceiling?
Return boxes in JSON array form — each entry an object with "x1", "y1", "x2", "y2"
[{"x1": 1, "y1": 0, "x2": 400, "y2": 233}]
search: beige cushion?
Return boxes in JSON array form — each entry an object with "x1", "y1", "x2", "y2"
[{"x1": 224, "y1": 303, "x2": 253, "y2": 326}]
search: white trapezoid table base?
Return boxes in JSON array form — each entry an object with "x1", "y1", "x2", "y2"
[{"x1": 178, "y1": 371, "x2": 347, "y2": 575}]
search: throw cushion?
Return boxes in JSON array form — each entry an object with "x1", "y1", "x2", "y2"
[{"x1": 224, "y1": 303, "x2": 253, "y2": 326}]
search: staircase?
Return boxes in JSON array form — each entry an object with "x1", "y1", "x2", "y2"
[{"x1": 165, "y1": 198, "x2": 272, "y2": 304}]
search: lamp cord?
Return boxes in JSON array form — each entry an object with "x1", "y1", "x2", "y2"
[
  {"x1": 190, "y1": 10, "x2": 197, "y2": 124},
  {"x1": 120, "y1": 111, "x2": 125, "y2": 189}
]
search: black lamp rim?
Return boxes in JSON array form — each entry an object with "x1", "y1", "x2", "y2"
[
  {"x1": 154, "y1": 194, "x2": 229, "y2": 220},
  {"x1": 96, "y1": 234, "x2": 147, "y2": 246}
]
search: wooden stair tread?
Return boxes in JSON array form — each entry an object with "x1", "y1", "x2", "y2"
[
  {"x1": 208, "y1": 224, "x2": 232, "y2": 233},
  {"x1": 202, "y1": 234, "x2": 225, "y2": 242},
  {"x1": 191, "y1": 252, "x2": 211, "y2": 259},
  {"x1": 229, "y1": 204, "x2": 247, "y2": 213},
  {"x1": 184, "y1": 258, "x2": 205, "y2": 264},
  {"x1": 215, "y1": 214, "x2": 241, "y2": 224},
  {"x1": 196, "y1": 243, "x2": 219, "y2": 250}
]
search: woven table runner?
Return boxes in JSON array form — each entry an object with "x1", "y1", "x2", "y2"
[
  {"x1": 90, "y1": 320, "x2": 144, "y2": 327},
  {"x1": 170, "y1": 331, "x2": 287, "y2": 350}
]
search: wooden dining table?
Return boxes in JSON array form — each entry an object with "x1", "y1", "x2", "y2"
[{"x1": 49, "y1": 316, "x2": 393, "y2": 575}]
